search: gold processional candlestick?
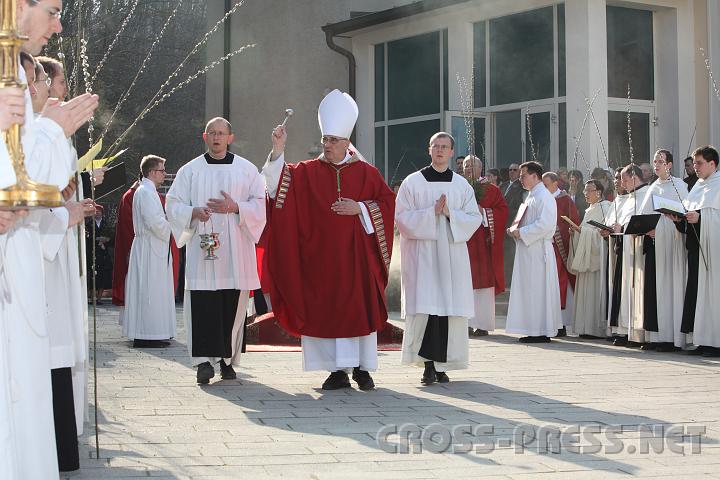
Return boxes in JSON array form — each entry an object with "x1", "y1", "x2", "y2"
[{"x1": 0, "y1": 0, "x2": 63, "y2": 208}]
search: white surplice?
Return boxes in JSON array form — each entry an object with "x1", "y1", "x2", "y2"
[
  {"x1": 167, "y1": 154, "x2": 266, "y2": 365},
  {"x1": 263, "y1": 152, "x2": 379, "y2": 372},
  {"x1": 684, "y1": 171, "x2": 720, "y2": 348},
  {"x1": 639, "y1": 177, "x2": 688, "y2": 346},
  {"x1": 122, "y1": 178, "x2": 176, "y2": 340},
  {"x1": 505, "y1": 182, "x2": 562, "y2": 337},
  {"x1": 395, "y1": 169, "x2": 482, "y2": 371},
  {"x1": 2, "y1": 65, "x2": 75, "y2": 480},
  {"x1": 570, "y1": 200, "x2": 612, "y2": 337}
]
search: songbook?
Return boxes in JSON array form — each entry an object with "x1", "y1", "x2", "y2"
[
  {"x1": 508, "y1": 203, "x2": 527, "y2": 233},
  {"x1": 561, "y1": 215, "x2": 580, "y2": 231},
  {"x1": 94, "y1": 162, "x2": 127, "y2": 200},
  {"x1": 652, "y1": 194, "x2": 686, "y2": 217},
  {"x1": 587, "y1": 220, "x2": 615, "y2": 233},
  {"x1": 622, "y1": 213, "x2": 661, "y2": 235}
]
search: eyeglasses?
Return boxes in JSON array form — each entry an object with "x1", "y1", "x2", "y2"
[
  {"x1": 206, "y1": 131, "x2": 229, "y2": 137},
  {"x1": 429, "y1": 144, "x2": 451, "y2": 151},
  {"x1": 29, "y1": 0, "x2": 62, "y2": 20},
  {"x1": 321, "y1": 136, "x2": 346, "y2": 145},
  {"x1": 35, "y1": 77, "x2": 51, "y2": 88}
]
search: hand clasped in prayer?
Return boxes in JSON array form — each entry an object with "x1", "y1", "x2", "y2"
[
  {"x1": 207, "y1": 191, "x2": 238, "y2": 214},
  {"x1": 331, "y1": 198, "x2": 361, "y2": 216}
]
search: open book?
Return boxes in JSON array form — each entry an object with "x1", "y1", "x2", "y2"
[
  {"x1": 507, "y1": 203, "x2": 527, "y2": 233},
  {"x1": 652, "y1": 194, "x2": 685, "y2": 217},
  {"x1": 587, "y1": 220, "x2": 615, "y2": 233},
  {"x1": 561, "y1": 215, "x2": 580, "y2": 231}
]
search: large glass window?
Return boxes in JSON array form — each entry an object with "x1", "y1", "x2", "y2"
[
  {"x1": 451, "y1": 116, "x2": 486, "y2": 159},
  {"x1": 526, "y1": 111, "x2": 551, "y2": 167},
  {"x1": 607, "y1": 6, "x2": 654, "y2": 100},
  {"x1": 489, "y1": 7, "x2": 554, "y2": 105},
  {"x1": 608, "y1": 111, "x2": 650, "y2": 169},
  {"x1": 375, "y1": 127, "x2": 385, "y2": 178},
  {"x1": 472, "y1": 21, "x2": 486, "y2": 108},
  {"x1": 495, "y1": 110, "x2": 522, "y2": 169},
  {"x1": 558, "y1": 4, "x2": 566, "y2": 97},
  {"x1": 387, "y1": 120, "x2": 440, "y2": 185},
  {"x1": 374, "y1": 44, "x2": 385, "y2": 122},
  {"x1": 387, "y1": 32, "x2": 441, "y2": 119}
]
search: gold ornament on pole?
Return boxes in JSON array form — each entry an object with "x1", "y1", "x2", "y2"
[{"x1": 0, "y1": 0, "x2": 63, "y2": 208}]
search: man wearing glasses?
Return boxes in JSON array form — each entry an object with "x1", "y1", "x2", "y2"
[
  {"x1": 122, "y1": 155, "x2": 176, "y2": 349},
  {"x1": 263, "y1": 90, "x2": 395, "y2": 391},
  {"x1": 396, "y1": 133, "x2": 482, "y2": 385},
  {"x1": 167, "y1": 118, "x2": 266, "y2": 385}
]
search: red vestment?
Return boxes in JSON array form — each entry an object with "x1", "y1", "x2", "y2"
[
  {"x1": 553, "y1": 192, "x2": 580, "y2": 308},
  {"x1": 112, "y1": 186, "x2": 180, "y2": 306},
  {"x1": 266, "y1": 157, "x2": 395, "y2": 338},
  {"x1": 466, "y1": 179, "x2": 508, "y2": 294}
]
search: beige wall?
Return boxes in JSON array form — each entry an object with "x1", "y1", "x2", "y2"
[{"x1": 205, "y1": 0, "x2": 416, "y2": 167}]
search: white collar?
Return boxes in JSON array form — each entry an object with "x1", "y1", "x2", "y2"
[{"x1": 140, "y1": 177, "x2": 157, "y2": 191}]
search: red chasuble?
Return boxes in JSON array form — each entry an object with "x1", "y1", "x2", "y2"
[
  {"x1": 111, "y1": 186, "x2": 180, "y2": 306},
  {"x1": 266, "y1": 157, "x2": 395, "y2": 339},
  {"x1": 554, "y1": 192, "x2": 580, "y2": 308},
  {"x1": 466, "y1": 179, "x2": 508, "y2": 294}
]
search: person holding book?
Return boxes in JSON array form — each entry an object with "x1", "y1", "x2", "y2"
[{"x1": 638, "y1": 150, "x2": 688, "y2": 351}]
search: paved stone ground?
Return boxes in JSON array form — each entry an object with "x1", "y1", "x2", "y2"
[{"x1": 62, "y1": 304, "x2": 720, "y2": 480}]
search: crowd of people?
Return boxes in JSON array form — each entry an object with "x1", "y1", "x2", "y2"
[{"x1": 2, "y1": 3, "x2": 720, "y2": 480}]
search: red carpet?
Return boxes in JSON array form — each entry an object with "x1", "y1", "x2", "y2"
[{"x1": 245, "y1": 313, "x2": 404, "y2": 352}]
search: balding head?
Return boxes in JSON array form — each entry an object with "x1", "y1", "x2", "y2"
[
  {"x1": 462, "y1": 155, "x2": 483, "y2": 180},
  {"x1": 542, "y1": 171, "x2": 559, "y2": 193}
]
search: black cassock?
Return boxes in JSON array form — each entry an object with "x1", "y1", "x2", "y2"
[
  {"x1": 86, "y1": 217, "x2": 115, "y2": 290},
  {"x1": 676, "y1": 215, "x2": 702, "y2": 333}
]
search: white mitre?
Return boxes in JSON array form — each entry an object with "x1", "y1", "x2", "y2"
[{"x1": 318, "y1": 89, "x2": 358, "y2": 139}]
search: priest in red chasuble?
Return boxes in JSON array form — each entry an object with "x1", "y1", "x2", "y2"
[
  {"x1": 542, "y1": 172, "x2": 580, "y2": 335},
  {"x1": 262, "y1": 90, "x2": 395, "y2": 391},
  {"x1": 462, "y1": 155, "x2": 508, "y2": 336}
]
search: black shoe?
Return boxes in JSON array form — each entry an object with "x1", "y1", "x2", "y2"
[
  {"x1": 702, "y1": 347, "x2": 720, "y2": 357},
  {"x1": 519, "y1": 336, "x2": 551, "y2": 343},
  {"x1": 579, "y1": 334, "x2": 603, "y2": 339},
  {"x1": 625, "y1": 341, "x2": 642, "y2": 349},
  {"x1": 421, "y1": 361, "x2": 436, "y2": 385},
  {"x1": 219, "y1": 359, "x2": 237, "y2": 380},
  {"x1": 352, "y1": 367, "x2": 375, "y2": 391},
  {"x1": 640, "y1": 342, "x2": 657, "y2": 351},
  {"x1": 612, "y1": 336, "x2": 628, "y2": 346},
  {"x1": 655, "y1": 343, "x2": 678, "y2": 352},
  {"x1": 196, "y1": 362, "x2": 215, "y2": 384},
  {"x1": 435, "y1": 371, "x2": 449, "y2": 383},
  {"x1": 687, "y1": 347, "x2": 704, "y2": 356},
  {"x1": 556, "y1": 327, "x2": 567, "y2": 337},
  {"x1": 322, "y1": 370, "x2": 351, "y2": 390},
  {"x1": 133, "y1": 339, "x2": 166, "y2": 348},
  {"x1": 475, "y1": 329, "x2": 489, "y2": 336}
]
